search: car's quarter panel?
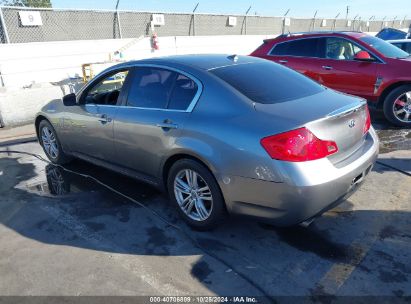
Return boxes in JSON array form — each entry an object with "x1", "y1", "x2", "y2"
[
  {"x1": 374, "y1": 57, "x2": 411, "y2": 98},
  {"x1": 208, "y1": 85, "x2": 379, "y2": 223}
]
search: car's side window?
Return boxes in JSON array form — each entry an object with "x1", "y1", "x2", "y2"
[
  {"x1": 325, "y1": 37, "x2": 370, "y2": 60},
  {"x1": 167, "y1": 74, "x2": 198, "y2": 110},
  {"x1": 127, "y1": 67, "x2": 198, "y2": 111},
  {"x1": 83, "y1": 70, "x2": 129, "y2": 106},
  {"x1": 270, "y1": 38, "x2": 320, "y2": 57},
  {"x1": 127, "y1": 67, "x2": 174, "y2": 109},
  {"x1": 405, "y1": 43, "x2": 411, "y2": 54},
  {"x1": 391, "y1": 43, "x2": 402, "y2": 49}
]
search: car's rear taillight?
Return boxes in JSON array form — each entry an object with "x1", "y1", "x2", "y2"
[
  {"x1": 363, "y1": 105, "x2": 371, "y2": 134},
  {"x1": 260, "y1": 127, "x2": 338, "y2": 162}
]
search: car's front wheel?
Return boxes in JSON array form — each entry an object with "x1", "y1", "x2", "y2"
[
  {"x1": 383, "y1": 84, "x2": 411, "y2": 127},
  {"x1": 38, "y1": 120, "x2": 71, "y2": 164},
  {"x1": 167, "y1": 159, "x2": 226, "y2": 230}
]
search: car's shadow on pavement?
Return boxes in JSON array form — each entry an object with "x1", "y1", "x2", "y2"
[{"x1": 0, "y1": 156, "x2": 410, "y2": 297}]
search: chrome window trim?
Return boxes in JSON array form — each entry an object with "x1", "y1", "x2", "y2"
[
  {"x1": 76, "y1": 65, "x2": 134, "y2": 102},
  {"x1": 118, "y1": 106, "x2": 188, "y2": 113},
  {"x1": 125, "y1": 63, "x2": 203, "y2": 113},
  {"x1": 83, "y1": 102, "x2": 188, "y2": 113},
  {"x1": 76, "y1": 63, "x2": 203, "y2": 113},
  {"x1": 267, "y1": 35, "x2": 386, "y2": 64},
  {"x1": 83, "y1": 104, "x2": 118, "y2": 108}
]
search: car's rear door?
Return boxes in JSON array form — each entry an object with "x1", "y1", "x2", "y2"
[
  {"x1": 314, "y1": 37, "x2": 378, "y2": 100},
  {"x1": 266, "y1": 37, "x2": 324, "y2": 82},
  {"x1": 113, "y1": 65, "x2": 201, "y2": 180}
]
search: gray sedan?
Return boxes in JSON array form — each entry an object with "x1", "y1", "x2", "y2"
[{"x1": 35, "y1": 54, "x2": 379, "y2": 230}]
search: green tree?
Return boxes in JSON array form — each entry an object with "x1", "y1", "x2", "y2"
[{"x1": 0, "y1": 0, "x2": 52, "y2": 7}]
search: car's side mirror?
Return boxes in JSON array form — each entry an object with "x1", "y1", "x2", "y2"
[
  {"x1": 354, "y1": 51, "x2": 374, "y2": 61},
  {"x1": 62, "y1": 93, "x2": 77, "y2": 106}
]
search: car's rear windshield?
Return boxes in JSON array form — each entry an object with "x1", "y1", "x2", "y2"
[
  {"x1": 360, "y1": 36, "x2": 410, "y2": 59},
  {"x1": 210, "y1": 61, "x2": 325, "y2": 104}
]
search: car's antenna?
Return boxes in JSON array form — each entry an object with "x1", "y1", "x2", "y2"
[{"x1": 227, "y1": 54, "x2": 239, "y2": 62}]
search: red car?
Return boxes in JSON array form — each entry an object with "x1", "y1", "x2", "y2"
[{"x1": 250, "y1": 31, "x2": 411, "y2": 127}]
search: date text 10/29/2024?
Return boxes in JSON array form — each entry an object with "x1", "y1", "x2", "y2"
[{"x1": 149, "y1": 297, "x2": 259, "y2": 303}]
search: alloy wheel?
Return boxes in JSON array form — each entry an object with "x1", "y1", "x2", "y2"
[
  {"x1": 41, "y1": 126, "x2": 59, "y2": 159},
  {"x1": 393, "y1": 91, "x2": 411, "y2": 123},
  {"x1": 174, "y1": 169, "x2": 213, "y2": 221}
]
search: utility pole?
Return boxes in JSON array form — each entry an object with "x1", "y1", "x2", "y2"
[
  {"x1": 192, "y1": 2, "x2": 199, "y2": 36},
  {"x1": 368, "y1": 16, "x2": 375, "y2": 32},
  {"x1": 282, "y1": 8, "x2": 290, "y2": 34},
  {"x1": 244, "y1": 6, "x2": 251, "y2": 35},
  {"x1": 346, "y1": 6, "x2": 349, "y2": 20},
  {"x1": 310, "y1": 10, "x2": 317, "y2": 31},
  {"x1": 392, "y1": 16, "x2": 397, "y2": 27},
  {"x1": 115, "y1": 0, "x2": 122, "y2": 38},
  {"x1": 352, "y1": 14, "x2": 358, "y2": 30},
  {"x1": 333, "y1": 13, "x2": 340, "y2": 30}
]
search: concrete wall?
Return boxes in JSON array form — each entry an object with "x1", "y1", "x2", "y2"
[{"x1": 0, "y1": 34, "x2": 275, "y2": 127}]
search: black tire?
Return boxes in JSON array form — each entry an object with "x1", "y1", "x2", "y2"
[
  {"x1": 38, "y1": 120, "x2": 71, "y2": 164},
  {"x1": 167, "y1": 159, "x2": 227, "y2": 231},
  {"x1": 383, "y1": 84, "x2": 411, "y2": 127}
]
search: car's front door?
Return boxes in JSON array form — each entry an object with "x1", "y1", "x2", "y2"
[
  {"x1": 62, "y1": 69, "x2": 130, "y2": 162},
  {"x1": 113, "y1": 66, "x2": 201, "y2": 181},
  {"x1": 315, "y1": 37, "x2": 378, "y2": 100}
]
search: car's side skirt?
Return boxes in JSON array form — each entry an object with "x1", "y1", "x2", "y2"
[{"x1": 70, "y1": 152, "x2": 162, "y2": 189}]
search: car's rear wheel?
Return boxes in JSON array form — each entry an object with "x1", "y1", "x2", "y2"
[
  {"x1": 383, "y1": 85, "x2": 411, "y2": 127},
  {"x1": 167, "y1": 159, "x2": 226, "y2": 230},
  {"x1": 38, "y1": 120, "x2": 71, "y2": 164}
]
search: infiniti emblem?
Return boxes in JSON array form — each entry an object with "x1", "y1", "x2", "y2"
[{"x1": 348, "y1": 119, "x2": 356, "y2": 128}]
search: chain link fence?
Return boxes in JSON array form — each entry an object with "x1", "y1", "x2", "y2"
[{"x1": 0, "y1": 6, "x2": 410, "y2": 43}]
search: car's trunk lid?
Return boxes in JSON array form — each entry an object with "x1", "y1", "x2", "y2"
[{"x1": 254, "y1": 89, "x2": 368, "y2": 164}]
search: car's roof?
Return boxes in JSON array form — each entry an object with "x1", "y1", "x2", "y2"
[
  {"x1": 278, "y1": 31, "x2": 367, "y2": 38},
  {"x1": 117, "y1": 54, "x2": 260, "y2": 71},
  {"x1": 387, "y1": 39, "x2": 411, "y2": 43}
]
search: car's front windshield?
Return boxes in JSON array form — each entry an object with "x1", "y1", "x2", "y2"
[{"x1": 360, "y1": 36, "x2": 410, "y2": 59}]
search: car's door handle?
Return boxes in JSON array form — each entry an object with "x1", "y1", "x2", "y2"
[
  {"x1": 322, "y1": 65, "x2": 333, "y2": 70},
  {"x1": 156, "y1": 121, "x2": 178, "y2": 130},
  {"x1": 98, "y1": 114, "x2": 112, "y2": 124},
  {"x1": 278, "y1": 60, "x2": 288, "y2": 64}
]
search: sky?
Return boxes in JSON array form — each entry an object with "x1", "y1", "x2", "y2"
[{"x1": 50, "y1": 0, "x2": 408, "y2": 20}]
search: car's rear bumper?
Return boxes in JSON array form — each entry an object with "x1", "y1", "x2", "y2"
[{"x1": 221, "y1": 127, "x2": 379, "y2": 226}]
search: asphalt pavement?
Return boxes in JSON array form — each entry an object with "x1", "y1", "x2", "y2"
[{"x1": 0, "y1": 112, "x2": 410, "y2": 300}]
